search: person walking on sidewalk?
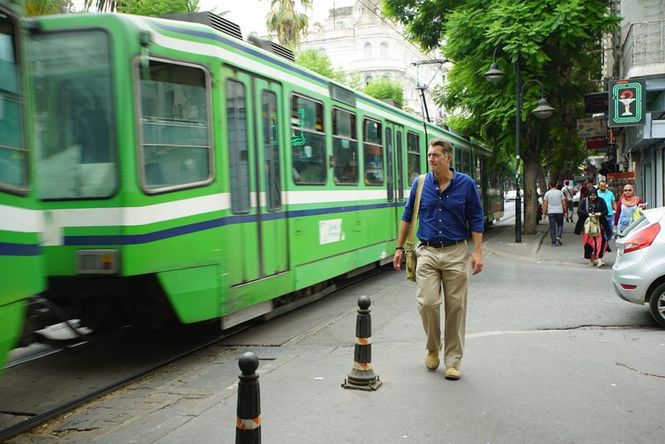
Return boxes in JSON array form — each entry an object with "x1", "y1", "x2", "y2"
[
  {"x1": 575, "y1": 188, "x2": 609, "y2": 267},
  {"x1": 392, "y1": 139, "x2": 484, "y2": 381},
  {"x1": 562, "y1": 180, "x2": 575, "y2": 222},
  {"x1": 543, "y1": 182, "x2": 567, "y2": 246},
  {"x1": 614, "y1": 185, "x2": 645, "y2": 234},
  {"x1": 597, "y1": 180, "x2": 616, "y2": 251}
]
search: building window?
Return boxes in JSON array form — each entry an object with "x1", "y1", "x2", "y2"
[
  {"x1": 363, "y1": 42, "x2": 372, "y2": 58},
  {"x1": 380, "y1": 41, "x2": 388, "y2": 58}
]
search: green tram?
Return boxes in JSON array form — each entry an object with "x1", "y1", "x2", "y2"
[
  {"x1": 23, "y1": 12, "x2": 503, "y2": 330},
  {"x1": 0, "y1": 0, "x2": 44, "y2": 372}
]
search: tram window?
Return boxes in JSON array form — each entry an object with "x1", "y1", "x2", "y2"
[
  {"x1": 0, "y1": 12, "x2": 26, "y2": 190},
  {"x1": 139, "y1": 60, "x2": 211, "y2": 192},
  {"x1": 291, "y1": 95, "x2": 325, "y2": 185},
  {"x1": 262, "y1": 90, "x2": 281, "y2": 210},
  {"x1": 30, "y1": 30, "x2": 116, "y2": 199},
  {"x1": 396, "y1": 130, "x2": 404, "y2": 199},
  {"x1": 363, "y1": 118, "x2": 383, "y2": 186},
  {"x1": 455, "y1": 147, "x2": 471, "y2": 175},
  {"x1": 332, "y1": 108, "x2": 357, "y2": 185},
  {"x1": 406, "y1": 131, "x2": 420, "y2": 185},
  {"x1": 227, "y1": 80, "x2": 250, "y2": 213}
]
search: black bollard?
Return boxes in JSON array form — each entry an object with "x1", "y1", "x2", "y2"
[
  {"x1": 236, "y1": 351, "x2": 261, "y2": 444},
  {"x1": 342, "y1": 295, "x2": 382, "y2": 391}
]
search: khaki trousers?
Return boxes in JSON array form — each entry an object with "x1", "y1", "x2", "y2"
[{"x1": 415, "y1": 242, "x2": 469, "y2": 369}]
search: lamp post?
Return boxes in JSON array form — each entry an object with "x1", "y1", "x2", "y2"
[{"x1": 485, "y1": 52, "x2": 555, "y2": 243}]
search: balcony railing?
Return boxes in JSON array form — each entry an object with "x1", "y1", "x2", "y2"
[{"x1": 622, "y1": 20, "x2": 665, "y2": 78}]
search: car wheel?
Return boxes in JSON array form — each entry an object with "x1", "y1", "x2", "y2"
[{"x1": 648, "y1": 283, "x2": 665, "y2": 328}]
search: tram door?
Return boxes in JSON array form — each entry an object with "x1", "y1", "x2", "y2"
[
  {"x1": 385, "y1": 122, "x2": 405, "y2": 238},
  {"x1": 225, "y1": 70, "x2": 287, "y2": 285},
  {"x1": 252, "y1": 77, "x2": 288, "y2": 277}
]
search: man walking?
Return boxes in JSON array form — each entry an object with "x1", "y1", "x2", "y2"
[
  {"x1": 597, "y1": 180, "x2": 616, "y2": 250},
  {"x1": 562, "y1": 180, "x2": 575, "y2": 222},
  {"x1": 543, "y1": 182, "x2": 567, "y2": 246},
  {"x1": 392, "y1": 139, "x2": 484, "y2": 380}
]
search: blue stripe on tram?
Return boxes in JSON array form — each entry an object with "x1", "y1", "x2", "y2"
[{"x1": 63, "y1": 201, "x2": 404, "y2": 246}]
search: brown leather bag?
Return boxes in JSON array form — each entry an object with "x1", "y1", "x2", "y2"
[{"x1": 405, "y1": 175, "x2": 425, "y2": 282}]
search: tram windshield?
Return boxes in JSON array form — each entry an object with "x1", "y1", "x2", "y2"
[
  {"x1": 29, "y1": 30, "x2": 116, "y2": 199},
  {"x1": 0, "y1": 9, "x2": 26, "y2": 190}
]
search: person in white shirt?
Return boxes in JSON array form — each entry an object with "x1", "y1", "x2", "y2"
[{"x1": 543, "y1": 182, "x2": 567, "y2": 246}]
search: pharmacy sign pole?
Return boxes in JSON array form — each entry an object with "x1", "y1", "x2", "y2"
[{"x1": 608, "y1": 79, "x2": 646, "y2": 127}]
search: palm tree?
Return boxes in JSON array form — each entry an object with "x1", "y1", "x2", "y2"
[
  {"x1": 25, "y1": 0, "x2": 71, "y2": 16},
  {"x1": 83, "y1": 0, "x2": 116, "y2": 12},
  {"x1": 266, "y1": 0, "x2": 312, "y2": 49}
]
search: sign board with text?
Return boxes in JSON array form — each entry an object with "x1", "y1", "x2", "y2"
[{"x1": 608, "y1": 79, "x2": 646, "y2": 127}]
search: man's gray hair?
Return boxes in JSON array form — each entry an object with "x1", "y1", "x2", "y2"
[{"x1": 428, "y1": 138, "x2": 453, "y2": 154}]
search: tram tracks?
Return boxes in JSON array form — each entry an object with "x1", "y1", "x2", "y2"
[{"x1": 0, "y1": 264, "x2": 391, "y2": 442}]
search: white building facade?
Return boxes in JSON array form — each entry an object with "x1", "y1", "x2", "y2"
[{"x1": 300, "y1": 0, "x2": 447, "y2": 123}]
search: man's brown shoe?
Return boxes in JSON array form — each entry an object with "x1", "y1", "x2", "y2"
[
  {"x1": 444, "y1": 367, "x2": 461, "y2": 380},
  {"x1": 425, "y1": 351, "x2": 440, "y2": 370}
]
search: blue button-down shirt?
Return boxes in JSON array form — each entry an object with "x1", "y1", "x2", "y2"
[{"x1": 402, "y1": 170, "x2": 484, "y2": 242}]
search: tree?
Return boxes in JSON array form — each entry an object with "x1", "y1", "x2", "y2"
[
  {"x1": 266, "y1": 0, "x2": 311, "y2": 49},
  {"x1": 25, "y1": 0, "x2": 71, "y2": 15},
  {"x1": 83, "y1": 0, "x2": 198, "y2": 15},
  {"x1": 363, "y1": 77, "x2": 405, "y2": 108},
  {"x1": 383, "y1": 0, "x2": 618, "y2": 234},
  {"x1": 295, "y1": 49, "x2": 346, "y2": 83}
]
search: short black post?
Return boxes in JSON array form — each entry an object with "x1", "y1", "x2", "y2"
[
  {"x1": 342, "y1": 295, "x2": 382, "y2": 391},
  {"x1": 236, "y1": 351, "x2": 261, "y2": 444}
]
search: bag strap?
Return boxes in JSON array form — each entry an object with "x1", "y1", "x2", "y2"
[{"x1": 406, "y1": 174, "x2": 426, "y2": 248}]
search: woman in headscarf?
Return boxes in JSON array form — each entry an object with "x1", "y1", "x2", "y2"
[
  {"x1": 614, "y1": 184, "x2": 645, "y2": 234},
  {"x1": 575, "y1": 188, "x2": 610, "y2": 267}
]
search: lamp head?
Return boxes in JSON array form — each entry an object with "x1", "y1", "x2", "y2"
[
  {"x1": 532, "y1": 97, "x2": 555, "y2": 119},
  {"x1": 484, "y1": 62, "x2": 505, "y2": 83}
]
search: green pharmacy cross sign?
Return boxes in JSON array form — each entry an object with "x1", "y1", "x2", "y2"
[{"x1": 609, "y1": 79, "x2": 646, "y2": 127}]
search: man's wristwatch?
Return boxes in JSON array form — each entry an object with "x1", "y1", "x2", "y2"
[{"x1": 395, "y1": 246, "x2": 403, "y2": 250}]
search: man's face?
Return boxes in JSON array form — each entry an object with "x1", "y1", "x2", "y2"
[
  {"x1": 599, "y1": 182, "x2": 607, "y2": 191},
  {"x1": 427, "y1": 145, "x2": 451, "y2": 173}
]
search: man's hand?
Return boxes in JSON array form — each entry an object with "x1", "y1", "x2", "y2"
[
  {"x1": 471, "y1": 251, "x2": 483, "y2": 275},
  {"x1": 393, "y1": 249, "x2": 404, "y2": 271}
]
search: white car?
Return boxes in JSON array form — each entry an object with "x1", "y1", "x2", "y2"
[{"x1": 612, "y1": 206, "x2": 665, "y2": 327}]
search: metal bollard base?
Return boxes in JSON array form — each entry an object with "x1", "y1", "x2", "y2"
[{"x1": 341, "y1": 375, "x2": 382, "y2": 391}]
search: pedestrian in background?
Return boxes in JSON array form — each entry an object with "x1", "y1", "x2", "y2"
[
  {"x1": 597, "y1": 180, "x2": 616, "y2": 251},
  {"x1": 562, "y1": 180, "x2": 575, "y2": 222},
  {"x1": 575, "y1": 188, "x2": 609, "y2": 267},
  {"x1": 543, "y1": 181, "x2": 567, "y2": 246},
  {"x1": 393, "y1": 139, "x2": 484, "y2": 381},
  {"x1": 614, "y1": 185, "x2": 645, "y2": 233}
]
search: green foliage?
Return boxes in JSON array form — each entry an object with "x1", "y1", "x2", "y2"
[
  {"x1": 363, "y1": 77, "x2": 405, "y2": 107},
  {"x1": 295, "y1": 49, "x2": 345, "y2": 83},
  {"x1": 266, "y1": 0, "x2": 312, "y2": 50},
  {"x1": 83, "y1": 0, "x2": 198, "y2": 14},
  {"x1": 25, "y1": 0, "x2": 71, "y2": 16},
  {"x1": 385, "y1": 0, "x2": 619, "y2": 179},
  {"x1": 119, "y1": 0, "x2": 198, "y2": 16}
]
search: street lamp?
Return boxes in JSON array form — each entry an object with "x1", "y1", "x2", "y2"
[{"x1": 484, "y1": 53, "x2": 555, "y2": 243}]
